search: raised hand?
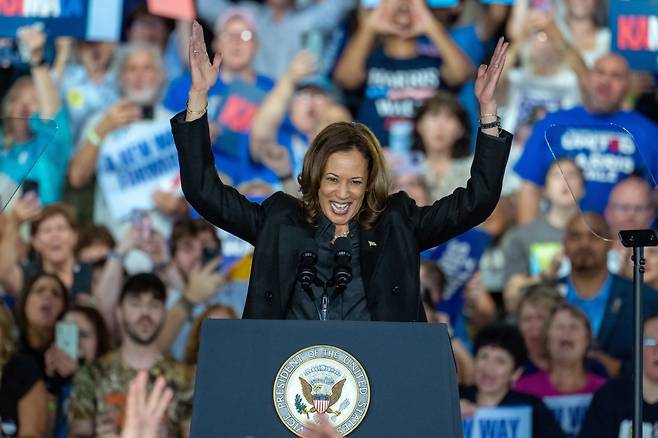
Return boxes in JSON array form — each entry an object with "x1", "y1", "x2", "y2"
[
  {"x1": 17, "y1": 24, "x2": 46, "y2": 65},
  {"x1": 474, "y1": 37, "x2": 509, "y2": 115},
  {"x1": 189, "y1": 20, "x2": 221, "y2": 94},
  {"x1": 184, "y1": 258, "x2": 226, "y2": 305},
  {"x1": 11, "y1": 192, "x2": 42, "y2": 224},
  {"x1": 405, "y1": 0, "x2": 440, "y2": 38},
  {"x1": 96, "y1": 99, "x2": 142, "y2": 137},
  {"x1": 363, "y1": 0, "x2": 403, "y2": 37},
  {"x1": 259, "y1": 144, "x2": 293, "y2": 179},
  {"x1": 284, "y1": 51, "x2": 317, "y2": 86},
  {"x1": 302, "y1": 415, "x2": 338, "y2": 438},
  {"x1": 121, "y1": 371, "x2": 173, "y2": 438}
]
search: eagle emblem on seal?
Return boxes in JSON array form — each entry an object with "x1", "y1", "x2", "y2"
[{"x1": 298, "y1": 377, "x2": 346, "y2": 417}]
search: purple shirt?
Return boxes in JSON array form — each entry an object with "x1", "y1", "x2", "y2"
[{"x1": 514, "y1": 370, "x2": 606, "y2": 397}]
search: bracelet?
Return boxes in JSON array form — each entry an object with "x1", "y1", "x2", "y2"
[
  {"x1": 108, "y1": 250, "x2": 126, "y2": 264},
  {"x1": 479, "y1": 113, "x2": 498, "y2": 120},
  {"x1": 186, "y1": 101, "x2": 207, "y2": 116},
  {"x1": 179, "y1": 294, "x2": 195, "y2": 316},
  {"x1": 479, "y1": 115, "x2": 501, "y2": 130},
  {"x1": 87, "y1": 129, "x2": 102, "y2": 147}
]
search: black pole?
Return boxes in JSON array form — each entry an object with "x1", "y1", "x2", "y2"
[
  {"x1": 632, "y1": 246, "x2": 644, "y2": 438},
  {"x1": 619, "y1": 229, "x2": 658, "y2": 438}
]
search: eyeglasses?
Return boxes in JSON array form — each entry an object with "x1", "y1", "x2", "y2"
[
  {"x1": 219, "y1": 30, "x2": 253, "y2": 42},
  {"x1": 609, "y1": 203, "x2": 652, "y2": 215},
  {"x1": 644, "y1": 338, "x2": 658, "y2": 348}
]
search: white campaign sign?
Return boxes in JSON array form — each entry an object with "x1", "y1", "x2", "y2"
[{"x1": 97, "y1": 112, "x2": 180, "y2": 221}]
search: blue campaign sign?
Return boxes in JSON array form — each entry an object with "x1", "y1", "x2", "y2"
[
  {"x1": 610, "y1": 0, "x2": 658, "y2": 71},
  {"x1": 463, "y1": 406, "x2": 532, "y2": 438},
  {"x1": 0, "y1": 0, "x2": 123, "y2": 41}
]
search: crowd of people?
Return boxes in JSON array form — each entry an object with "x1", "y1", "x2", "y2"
[{"x1": 0, "y1": 0, "x2": 657, "y2": 437}]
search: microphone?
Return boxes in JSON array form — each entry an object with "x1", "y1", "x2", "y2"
[
  {"x1": 332, "y1": 237, "x2": 353, "y2": 289},
  {"x1": 297, "y1": 239, "x2": 318, "y2": 291}
]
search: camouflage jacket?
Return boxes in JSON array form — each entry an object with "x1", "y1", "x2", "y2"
[{"x1": 69, "y1": 350, "x2": 194, "y2": 437}]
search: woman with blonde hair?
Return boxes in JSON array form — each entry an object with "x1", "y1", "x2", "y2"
[
  {"x1": 0, "y1": 302, "x2": 48, "y2": 437},
  {"x1": 171, "y1": 22, "x2": 512, "y2": 321}
]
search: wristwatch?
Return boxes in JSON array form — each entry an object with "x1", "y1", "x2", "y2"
[{"x1": 179, "y1": 294, "x2": 195, "y2": 320}]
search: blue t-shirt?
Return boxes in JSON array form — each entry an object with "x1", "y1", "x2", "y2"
[
  {"x1": 566, "y1": 274, "x2": 613, "y2": 337},
  {"x1": 356, "y1": 47, "x2": 441, "y2": 146},
  {"x1": 164, "y1": 72, "x2": 275, "y2": 187},
  {"x1": 514, "y1": 106, "x2": 658, "y2": 213},
  {"x1": 421, "y1": 227, "x2": 491, "y2": 322},
  {"x1": 418, "y1": 25, "x2": 486, "y2": 150},
  {"x1": 0, "y1": 111, "x2": 72, "y2": 205},
  {"x1": 422, "y1": 228, "x2": 490, "y2": 350}
]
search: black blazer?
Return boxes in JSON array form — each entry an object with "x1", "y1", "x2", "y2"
[{"x1": 171, "y1": 112, "x2": 512, "y2": 321}]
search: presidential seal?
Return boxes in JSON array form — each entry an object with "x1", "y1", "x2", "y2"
[{"x1": 273, "y1": 345, "x2": 370, "y2": 437}]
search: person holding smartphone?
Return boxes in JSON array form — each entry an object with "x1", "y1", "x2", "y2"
[
  {"x1": 68, "y1": 43, "x2": 187, "y2": 241},
  {"x1": 0, "y1": 24, "x2": 73, "y2": 205}
]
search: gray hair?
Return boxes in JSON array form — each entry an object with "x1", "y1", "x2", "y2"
[{"x1": 117, "y1": 42, "x2": 165, "y2": 79}]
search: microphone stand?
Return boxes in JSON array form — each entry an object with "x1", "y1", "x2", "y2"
[{"x1": 619, "y1": 229, "x2": 658, "y2": 438}]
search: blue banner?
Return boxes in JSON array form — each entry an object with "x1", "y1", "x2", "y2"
[
  {"x1": 0, "y1": 0, "x2": 123, "y2": 41},
  {"x1": 610, "y1": 0, "x2": 658, "y2": 71},
  {"x1": 463, "y1": 406, "x2": 532, "y2": 438}
]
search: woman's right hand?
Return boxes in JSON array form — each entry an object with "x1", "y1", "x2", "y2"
[{"x1": 189, "y1": 21, "x2": 221, "y2": 95}]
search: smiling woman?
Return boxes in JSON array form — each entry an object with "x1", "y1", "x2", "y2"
[
  {"x1": 299, "y1": 122, "x2": 389, "y2": 236},
  {"x1": 171, "y1": 22, "x2": 513, "y2": 321}
]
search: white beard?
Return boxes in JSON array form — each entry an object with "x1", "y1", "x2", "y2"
[{"x1": 124, "y1": 85, "x2": 160, "y2": 105}]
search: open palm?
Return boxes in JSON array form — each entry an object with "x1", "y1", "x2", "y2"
[
  {"x1": 474, "y1": 37, "x2": 508, "y2": 112},
  {"x1": 189, "y1": 21, "x2": 222, "y2": 93}
]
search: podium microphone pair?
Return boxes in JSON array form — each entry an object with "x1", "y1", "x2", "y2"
[{"x1": 296, "y1": 237, "x2": 353, "y2": 321}]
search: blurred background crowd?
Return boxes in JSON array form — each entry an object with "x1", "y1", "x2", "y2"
[{"x1": 1, "y1": 0, "x2": 658, "y2": 436}]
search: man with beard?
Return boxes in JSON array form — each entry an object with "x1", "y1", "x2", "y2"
[
  {"x1": 558, "y1": 212, "x2": 658, "y2": 377},
  {"x1": 68, "y1": 43, "x2": 186, "y2": 242},
  {"x1": 68, "y1": 273, "x2": 193, "y2": 438},
  {"x1": 514, "y1": 54, "x2": 658, "y2": 224}
]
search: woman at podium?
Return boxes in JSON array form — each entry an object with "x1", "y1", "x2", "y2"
[{"x1": 171, "y1": 22, "x2": 512, "y2": 322}]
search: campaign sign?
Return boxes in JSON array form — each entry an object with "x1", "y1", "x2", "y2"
[
  {"x1": 543, "y1": 394, "x2": 593, "y2": 437},
  {"x1": 0, "y1": 0, "x2": 123, "y2": 41},
  {"x1": 610, "y1": 0, "x2": 658, "y2": 71},
  {"x1": 463, "y1": 406, "x2": 532, "y2": 438},
  {"x1": 97, "y1": 115, "x2": 180, "y2": 221}
]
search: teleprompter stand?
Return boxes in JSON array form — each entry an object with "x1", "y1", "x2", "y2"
[{"x1": 619, "y1": 229, "x2": 658, "y2": 438}]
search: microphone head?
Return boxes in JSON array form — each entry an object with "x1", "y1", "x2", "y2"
[
  {"x1": 299, "y1": 238, "x2": 318, "y2": 261},
  {"x1": 333, "y1": 236, "x2": 351, "y2": 261},
  {"x1": 298, "y1": 238, "x2": 318, "y2": 285}
]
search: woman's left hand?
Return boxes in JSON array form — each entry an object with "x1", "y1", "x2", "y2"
[{"x1": 474, "y1": 37, "x2": 509, "y2": 115}]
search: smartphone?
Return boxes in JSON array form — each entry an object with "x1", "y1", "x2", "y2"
[
  {"x1": 141, "y1": 105, "x2": 154, "y2": 120},
  {"x1": 56, "y1": 321, "x2": 79, "y2": 360},
  {"x1": 302, "y1": 31, "x2": 323, "y2": 62},
  {"x1": 202, "y1": 247, "x2": 221, "y2": 271},
  {"x1": 131, "y1": 210, "x2": 152, "y2": 240},
  {"x1": 21, "y1": 179, "x2": 39, "y2": 198}
]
